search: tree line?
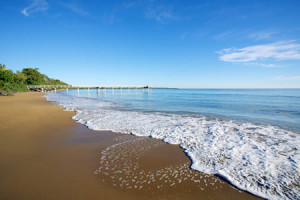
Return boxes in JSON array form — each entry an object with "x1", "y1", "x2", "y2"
[{"x1": 0, "y1": 64, "x2": 67, "y2": 93}]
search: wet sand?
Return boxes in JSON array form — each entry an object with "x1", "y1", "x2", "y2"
[{"x1": 0, "y1": 92, "x2": 261, "y2": 199}]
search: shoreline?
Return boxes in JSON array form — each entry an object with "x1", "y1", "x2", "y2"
[{"x1": 0, "y1": 92, "x2": 260, "y2": 199}]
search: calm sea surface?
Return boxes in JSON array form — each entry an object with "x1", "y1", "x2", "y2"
[
  {"x1": 48, "y1": 88, "x2": 300, "y2": 199},
  {"x1": 62, "y1": 88, "x2": 300, "y2": 132}
]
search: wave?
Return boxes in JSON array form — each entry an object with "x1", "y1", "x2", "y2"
[{"x1": 46, "y1": 92, "x2": 300, "y2": 200}]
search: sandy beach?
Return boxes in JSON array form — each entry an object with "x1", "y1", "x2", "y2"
[{"x1": 0, "y1": 92, "x2": 261, "y2": 200}]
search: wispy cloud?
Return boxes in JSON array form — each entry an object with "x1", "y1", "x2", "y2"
[
  {"x1": 244, "y1": 62, "x2": 278, "y2": 68},
  {"x1": 248, "y1": 31, "x2": 278, "y2": 40},
  {"x1": 60, "y1": 1, "x2": 90, "y2": 17},
  {"x1": 214, "y1": 30, "x2": 240, "y2": 40},
  {"x1": 21, "y1": 0, "x2": 48, "y2": 16},
  {"x1": 119, "y1": 1, "x2": 177, "y2": 23},
  {"x1": 218, "y1": 41, "x2": 300, "y2": 63},
  {"x1": 274, "y1": 76, "x2": 300, "y2": 80},
  {"x1": 214, "y1": 30, "x2": 277, "y2": 41},
  {"x1": 121, "y1": 1, "x2": 141, "y2": 9},
  {"x1": 179, "y1": 32, "x2": 189, "y2": 39},
  {"x1": 144, "y1": 6, "x2": 175, "y2": 22}
]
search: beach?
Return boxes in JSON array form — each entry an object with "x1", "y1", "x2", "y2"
[{"x1": 0, "y1": 92, "x2": 261, "y2": 199}]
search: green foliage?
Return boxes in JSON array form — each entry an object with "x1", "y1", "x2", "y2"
[
  {"x1": 0, "y1": 64, "x2": 67, "y2": 93},
  {"x1": 22, "y1": 68, "x2": 45, "y2": 85},
  {"x1": 0, "y1": 64, "x2": 6, "y2": 71},
  {"x1": 14, "y1": 71, "x2": 27, "y2": 84},
  {"x1": 22, "y1": 68, "x2": 67, "y2": 85},
  {"x1": 1, "y1": 82, "x2": 28, "y2": 92},
  {"x1": 0, "y1": 69, "x2": 14, "y2": 83}
]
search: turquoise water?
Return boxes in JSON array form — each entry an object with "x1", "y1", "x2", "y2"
[
  {"x1": 62, "y1": 88, "x2": 300, "y2": 132},
  {"x1": 48, "y1": 88, "x2": 300, "y2": 199}
]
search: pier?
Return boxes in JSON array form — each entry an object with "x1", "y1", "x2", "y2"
[{"x1": 26, "y1": 85, "x2": 151, "y2": 92}]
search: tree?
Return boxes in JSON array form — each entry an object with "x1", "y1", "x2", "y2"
[
  {"x1": 0, "y1": 68, "x2": 14, "y2": 83},
  {"x1": 0, "y1": 64, "x2": 6, "y2": 71},
  {"x1": 22, "y1": 68, "x2": 45, "y2": 85},
  {"x1": 14, "y1": 71, "x2": 27, "y2": 84},
  {"x1": 0, "y1": 64, "x2": 67, "y2": 93}
]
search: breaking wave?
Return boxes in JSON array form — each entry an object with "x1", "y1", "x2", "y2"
[{"x1": 46, "y1": 92, "x2": 300, "y2": 200}]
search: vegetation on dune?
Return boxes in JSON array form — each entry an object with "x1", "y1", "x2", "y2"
[
  {"x1": 0, "y1": 64, "x2": 67, "y2": 93},
  {"x1": 21, "y1": 67, "x2": 67, "y2": 85}
]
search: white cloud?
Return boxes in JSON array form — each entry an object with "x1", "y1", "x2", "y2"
[
  {"x1": 248, "y1": 31, "x2": 277, "y2": 40},
  {"x1": 274, "y1": 76, "x2": 300, "y2": 81},
  {"x1": 244, "y1": 62, "x2": 278, "y2": 68},
  {"x1": 121, "y1": 1, "x2": 141, "y2": 9},
  {"x1": 218, "y1": 41, "x2": 300, "y2": 63},
  {"x1": 60, "y1": 2, "x2": 90, "y2": 17},
  {"x1": 120, "y1": 1, "x2": 176, "y2": 23},
  {"x1": 21, "y1": 0, "x2": 48, "y2": 16},
  {"x1": 144, "y1": 6, "x2": 175, "y2": 22}
]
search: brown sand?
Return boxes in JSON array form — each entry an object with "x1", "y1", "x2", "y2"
[{"x1": 0, "y1": 92, "x2": 261, "y2": 200}]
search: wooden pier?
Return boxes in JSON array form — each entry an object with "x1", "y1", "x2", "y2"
[{"x1": 26, "y1": 85, "x2": 151, "y2": 92}]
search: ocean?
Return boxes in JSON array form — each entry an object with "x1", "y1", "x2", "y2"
[{"x1": 46, "y1": 88, "x2": 300, "y2": 200}]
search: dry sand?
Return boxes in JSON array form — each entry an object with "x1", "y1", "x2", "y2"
[{"x1": 0, "y1": 92, "x2": 261, "y2": 200}]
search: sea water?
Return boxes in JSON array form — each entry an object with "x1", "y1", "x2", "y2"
[{"x1": 46, "y1": 89, "x2": 300, "y2": 200}]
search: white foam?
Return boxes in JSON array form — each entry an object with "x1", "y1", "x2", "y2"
[
  {"x1": 45, "y1": 92, "x2": 119, "y2": 111},
  {"x1": 46, "y1": 92, "x2": 300, "y2": 200}
]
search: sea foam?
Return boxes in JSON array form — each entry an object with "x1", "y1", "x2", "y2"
[{"x1": 46, "y1": 92, "x2": 300, "y2": 200}]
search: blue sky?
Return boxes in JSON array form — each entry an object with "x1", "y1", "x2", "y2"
[{"x1": 1, "y1": 0, "x2": 300, "y2": 88}]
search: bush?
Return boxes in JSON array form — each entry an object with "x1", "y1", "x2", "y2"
[
  {"x1": 2, "y1": 82, "x2": 28, "y2": 92},
  {"x1": 0, "y1": 64, "x2": 66, "y2": 93}
]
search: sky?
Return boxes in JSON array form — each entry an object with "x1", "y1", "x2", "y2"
[{"x1": 1, "y1": 0, "x2": 300, "y2": 88}]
